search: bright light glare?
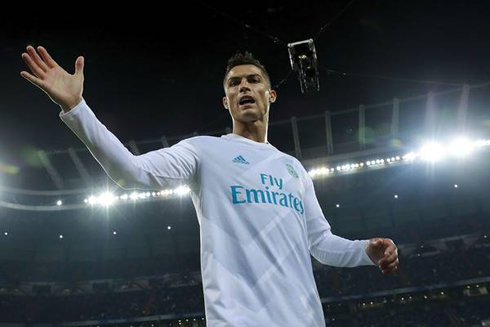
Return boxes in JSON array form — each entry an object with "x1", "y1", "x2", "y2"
[
  {"x1": 98, "y1": 192, "x2": 117, "y2": 206},
  {"x1": 447, "y1": 137, "x2": 475, "y2": 157},
  {"x1": 403, "y1": 152, "x2": 417, "y2": 161},
  {"x1": 175, "y1": 186, "x2": 190, "y2": 196},
  {"x1": 420, "y1": 142, "x2": 445, "y2": 162}
]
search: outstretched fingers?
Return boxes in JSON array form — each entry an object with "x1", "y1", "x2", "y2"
[
  {"x1": 26, "y1": 46, "x2": 49, "y2": 72},
  {"x1": 21, "y1": 51, "x2": 46, "y2": 79},
  {"x1": 37, "y1": 46, "x2": 59, "y2": 68},
  {"x1": 20, "y1": 71, "x2": 46, "y2": 90}
]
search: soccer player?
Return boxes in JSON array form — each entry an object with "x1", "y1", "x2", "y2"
[{"x1": 21, "y1": 45, "x2": 399, "y2": 326}]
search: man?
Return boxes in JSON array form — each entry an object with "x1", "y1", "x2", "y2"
[{"x1": 21, "y1": 45, "x2": 399, "y2": 326}]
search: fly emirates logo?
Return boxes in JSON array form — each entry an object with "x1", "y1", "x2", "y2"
[{"x1": 230, "y1": 173, "x2": 305, "y2": 215}]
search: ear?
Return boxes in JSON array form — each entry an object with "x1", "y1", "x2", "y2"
[
  {"x1": 268, "y1": 90, "x2": 277, "y2": 103},
  {"x1": 222, "y1": 96, "x2": 229, "y2": 110}
]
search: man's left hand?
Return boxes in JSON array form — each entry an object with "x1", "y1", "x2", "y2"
[{"x1": 366, "y1": 238, "x2": 399, "y2": 275}]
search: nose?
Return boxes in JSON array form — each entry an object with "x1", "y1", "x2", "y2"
[{"x1": 239, "y1": 84, "x2": 251, "y2": 93}]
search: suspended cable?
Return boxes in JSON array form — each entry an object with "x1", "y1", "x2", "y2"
[
  {"x1": 197, "y1": 2, "x2": 288, "y2": 47},
  {"x1": 313, "y1": 0, "x2": 357, "y2": 41},
  {"x1": 320, "y1": 66, "x2": 467, "y2": 87}
]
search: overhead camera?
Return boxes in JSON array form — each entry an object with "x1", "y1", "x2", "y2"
[{"x1": 288, "y1": 39, "x2": 320, "y2": 93}]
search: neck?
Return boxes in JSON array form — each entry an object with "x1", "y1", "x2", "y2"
[{"x1": 232, "y1": 118, "x2": 268, "y2": 144}]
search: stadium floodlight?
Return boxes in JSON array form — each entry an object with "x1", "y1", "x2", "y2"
[
  {"x1": 24, "y1": 136, "x2": 485, "y2": 206},
  {"x1": 403, "y1": 152, "x2": 417, "y2": 161},
  {"x1": 420, "y1": 142, "x2": 445, "y2": 162},
  {"x1": 98, "y1": 192, "x2": 117, "y2": 206},
  {"x1": 447, "y1": 137, "x2": 475, "y2": 157},
  {"x1": 167, "y1": 226, "x2": 171, "y2": 230},
  {"x1": 175, "y1": 186, "x2": 190, "y2": 196},
  {"x1": 476, "y1": 139, "x2": 490, "y2": 147}
]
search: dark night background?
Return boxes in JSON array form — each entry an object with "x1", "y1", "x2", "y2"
[
  {"x1": 1, "y1": 1, "x2": 489, "y2": 189},
  {"x1": 0, "y1": 3, "x2": 490, "y2": 325}
]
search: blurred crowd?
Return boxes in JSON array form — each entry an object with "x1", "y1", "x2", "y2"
[{"x1": 0, "y1": 236, "x2": 488, "y2": 324}]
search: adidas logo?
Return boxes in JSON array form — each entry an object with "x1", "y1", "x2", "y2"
[{"x1": 232, "y1": 155, "x2": 250, "y2": 165}]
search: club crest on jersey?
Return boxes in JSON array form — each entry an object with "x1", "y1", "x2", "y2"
[{"x1": 286, "y1": 164, "x2": 299, "y2": 179}]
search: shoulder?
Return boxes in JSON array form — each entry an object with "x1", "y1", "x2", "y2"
[
  {"x1": 172, "y1": 135, "x2": 224, "y2": 154},
  {"x1": 282, "y1": 153, "x2": 307, "y2": 172},
  {"x1": 287, "y1": 154, "x2": 313, "y2": 182},
  {"x1": 177, "y1": 135, "x2": 221, "y2": 147}
]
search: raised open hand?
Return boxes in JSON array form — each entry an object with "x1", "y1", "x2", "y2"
[{"x1": 21, "y1": 45, "x2": 84, "y2": 112}]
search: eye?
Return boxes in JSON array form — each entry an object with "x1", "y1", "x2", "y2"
[{"x1": 229, "y1": 80, "x2": 239, "y2": 86}]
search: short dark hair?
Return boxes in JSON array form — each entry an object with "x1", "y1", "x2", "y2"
[{"x1": 223, "y1": 51, "x2": 271, "y2": 87}]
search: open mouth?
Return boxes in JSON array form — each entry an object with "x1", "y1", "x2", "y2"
[{"x1": 239, "y1": 95, "x2": 256, "y2": 106}]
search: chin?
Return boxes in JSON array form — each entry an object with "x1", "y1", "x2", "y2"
[{"x1": 239, "y1": 111, "x2": 262, "y2": 122}]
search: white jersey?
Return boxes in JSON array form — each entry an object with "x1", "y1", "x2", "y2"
[{"x1": 60, "y1": 99, "x2": 376, "y2": 327}]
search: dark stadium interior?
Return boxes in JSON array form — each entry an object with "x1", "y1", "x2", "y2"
[{"x1": 1, "y1": 1, "x2": 490, "y2": 326}]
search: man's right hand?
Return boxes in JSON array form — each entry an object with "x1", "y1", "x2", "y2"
[{"x1": 21, "y1": 45, "x2": 85, "y2": 113}]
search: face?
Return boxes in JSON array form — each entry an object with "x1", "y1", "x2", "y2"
[{"x1": 223, "y1": 64, "x2": 277, "y2": 123}]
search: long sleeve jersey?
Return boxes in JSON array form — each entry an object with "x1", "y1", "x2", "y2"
[{"x1": 59, "y1": 99, "x2": 376, "y2": 327}]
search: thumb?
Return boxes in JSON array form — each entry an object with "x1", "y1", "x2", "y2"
[{"x1": 75, "y1": 56, "x2": 84, "y2": 76}]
